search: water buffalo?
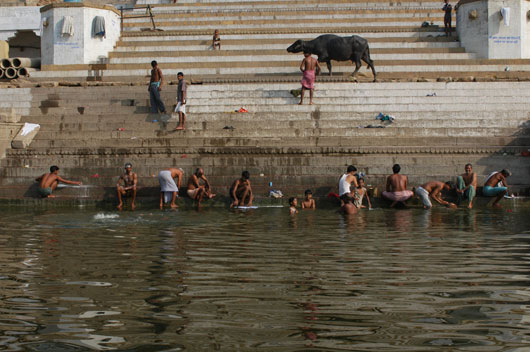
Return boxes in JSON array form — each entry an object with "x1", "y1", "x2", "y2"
[{"x1": 287, "y1": 34, "x2": 376, "y2": 82}]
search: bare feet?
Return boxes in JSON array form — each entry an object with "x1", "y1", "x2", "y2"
[
  {"x1": 309, "y1": 102, "x2": 315, "y2": 105},
  {"x1": 493, "y1": 203, "x2": 502, "y2": 208},
  {"x1": 467, "y1": 203, "x2": 473, "y2": 209},
  {"x1": 175, "y1": 126, "x2": 184, "y2": 130},
  {"x1": 131, "y1": 203, "x2": 135, "y2": 211},
  {"x1": 298, "y1": 101, "x2": 303, "y2": 105},
  {"x1": 208, "y1": 193, "x2": 216, "y2": 199},
  {"x1": 160, "y1": 203, "x2": 163, "y2": 210},
  {"x1": 46, "y1": 195, "x2": 56, "y2": 198},
  {"x1": 170, "y1": 203, "x2": 178, "y2": 209},
  {"x1": 117, "y1": 203, "x2": 123, "y2": 210}
]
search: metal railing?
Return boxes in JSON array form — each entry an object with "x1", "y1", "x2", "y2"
[{"x1": 120, "y1": 5, "x2": 156, "y2": 32}]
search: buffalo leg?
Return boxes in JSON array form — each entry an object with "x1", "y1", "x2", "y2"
[
  {"x1": 326, "y1": 61, "x2": 332, "y2": 76},
  {"x1": 351, "y1": 59, "x2": 361, "y2": 80},
  {"x1": 362, "y1": 52, "x2": 377, "y2": 82}
]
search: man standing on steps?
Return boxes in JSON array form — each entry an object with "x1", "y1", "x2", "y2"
[
  {"x1": 382, "y1": 164, "x2": 414, "y2": 207},
  {"x1": 116, "y1": 162, "x2": 137, "y2": 210},
  {"x1": 298, "y1": 51, "x2": 321, "y2": 105},
  {"x1": 35, "y1": 165, "x2": 82, "y2": 198},
  {"x1": 148, "y1": 60, "x2": 167, "y2": 114},
  {"x1": 175, "y1": 72, "x2": 187, "y2": 130},
  {"x1": 442, "y1": 0, "x2": 453, "y2": 37}
]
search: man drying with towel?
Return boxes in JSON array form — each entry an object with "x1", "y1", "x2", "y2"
[
  {"x1": 158, "y1": 167, "x2": 183, "y2": 209},
  {"x1": 298, "y1": 51, "x2": 321, "y2": 105}
]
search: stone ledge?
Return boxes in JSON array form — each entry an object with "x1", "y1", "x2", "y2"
[
  {"x1": 40, "y1": 1, "x2": 121, "y2": 16},
  {"x1": 6, "y1": 146, "x2": 523, "y2": 156}
]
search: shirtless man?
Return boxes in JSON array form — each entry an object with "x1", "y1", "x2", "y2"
[
  {"x1": 456, "y1": 163, "x2": 477, "y2": 208},
  {"x1": 158, "y1": 167, "x2": 183, "y2": 209},
  {"x1": 35, "y1": 165, "x2": 82, "y2": 198},
  {"x1": 483, "y1": 169, "x2": 511, "y2": 208},
  {"x1": 415, "y1": 180, "x2": 456, "y2": 209},
  {"x1": 338, "y1": 165, "x2": 359, "y2": 204},
  {"x1": 229, "y1": 170, "x2": 253, "y2": 207},
  {"x1": 187, "y1": 168, "x2": 216, "y2": 210},
  {"x1": 382, "y1": 164, "x2": 414, "y2": 207},
  {"x1": 116, "y1": 162, "x2": 137, "y2": 210},
  {"x1": 148, "y1": 60, "x2": 167, "y2": 114},
  {"x1": 299, "y1": 51, "x2": 321, "y2": 105}
]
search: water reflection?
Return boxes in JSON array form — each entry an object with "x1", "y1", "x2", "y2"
[{"x1": 0, "y1": 208, "x2": 528, "y2": 350}]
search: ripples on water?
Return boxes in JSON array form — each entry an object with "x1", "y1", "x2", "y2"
[{"x1": 0, "y1": 206, "x2": 529, "y2": 351}]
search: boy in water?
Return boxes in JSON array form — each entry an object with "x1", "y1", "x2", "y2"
[
  {"x1": 299, "y1": 51, "x2": 321, "y2": 105},
  {"x1": 353, "y1": 178, "x2": 372, "y2": 209},
  {"x1": 301, "y1": 189, "x2": 316, "y2": 209},
  {"x1": 289, "y1": 197, "x2": 298, "y2": 214},
  {"x1": 340, "y1": 195, "x2": 358, "y2": 215}
]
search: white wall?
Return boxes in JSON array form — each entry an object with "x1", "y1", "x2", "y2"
[
  {"x1": 457, "y1": 0, "x2": 489, "y2": 58},
  {"x1": 457, "y1": 0, "x2": 530, "y2": 58},
  {"x1": 0, "y1": 6, "x2": 41, "y2": 41},
  {"x1": 40, "y1": 3, "x2": 120, "y2": 65}
]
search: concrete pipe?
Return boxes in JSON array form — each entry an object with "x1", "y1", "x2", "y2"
[
  {"x1": 0, "y1": 67, "x2": 4, "y2": 79},
  {"x1": 5, "y1": 67, "x2": 18, "y2": 79},
  {"x1": 12, "y1": 57, "x2": 41, "y2": 69},
  {"x1": 0, "y1": 58, "x2": 12, "y2": 69},
  {"x1": 18, "y1": 67, "x2": 36, "y2": 77}
]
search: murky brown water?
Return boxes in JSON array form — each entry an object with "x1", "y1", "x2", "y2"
[{"x1": 0, "y1": 206, "x2": 529, "y2": 351}]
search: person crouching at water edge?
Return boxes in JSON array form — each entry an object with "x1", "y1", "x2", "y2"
[
  {"x1": 158, "y1": 167, "x2": 183, "y2": 209},
  {"x1": 187, "y1": 168, "x2": 216, "y2": 210},
  {"x1": 382, "y1": 164, "x2": 414, "y2": 207},
  {"x1": 35, "y1": 165, "x2": 82, "y2": 198},
  {"x1": 483, "y1": 169, "x2": 512, "y2": 208},
  {"x1": 415, "y1": 180, "x2": 457, "y2": 209},
  {"x1": 117, "y1": 162, "x2": 137, "y2": 210},
  {"x1": 229, "y1": 170, "x2": 253, "y2": 208}
]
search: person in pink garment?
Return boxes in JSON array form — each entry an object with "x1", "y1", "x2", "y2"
[
  {"x1": 298, "y1": 51, "x2": 321, "y2": 105},
  {"x1": 382, "y1": 164, "x2": 414, "y2": 208}
]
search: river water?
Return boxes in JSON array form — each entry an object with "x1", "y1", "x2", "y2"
[{"x1": 1, "y1": 206, "x2": 530, "y2": 351}]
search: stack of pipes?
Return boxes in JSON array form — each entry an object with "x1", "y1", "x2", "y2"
[{"x1": 0, "y1": 57, "x2": 41, "y2": 79}]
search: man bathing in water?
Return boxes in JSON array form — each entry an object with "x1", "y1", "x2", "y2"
[
  {"x1": 229, "y1": 171, "x2": 253, "y2": 207},
  {"x1": 158, "y1": 167, "x2": 183, "y2": 209},
  {"x1": 117, "y1": 163, "x2": 137, "y2": 210},
  {"x1": 299, "y1": 51, "x2": 321, "y2": 105},
  {"x1": 338, "y1": 165, "x2": 359, "y2": 205},
  {"x1": 35, "y1": 165, "x2": 82, "y2": 198},
  {"x1": 382, "y1": 164, "x2": 414, "y2": 207},
  {"x1": 340, "y1": 195, "x2": 358, "y2": 215},
  {"x1": 456, "y1": 163, "x2": 477, "y2": 208},
  {"x1": 483, "y1": 169, "x2": 511, "y2": 208},
  {"x1": 187, "y1": 168, "x2": 216, "y2": 209},
  {"x1": 415, "y1": 180, "x2": 457, "y2": 209}
]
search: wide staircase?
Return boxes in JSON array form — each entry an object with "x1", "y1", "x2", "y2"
[
  {"x1": 0, "y1": 81, "x2": 528, "y2": 203},
  {"x1": 32, "y1": 0, "x2": 530, "y2": 81},
  {"x1": 1, "y1": 0, "x2": 529, "y2": 204}
]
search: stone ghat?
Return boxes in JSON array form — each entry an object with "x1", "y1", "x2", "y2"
[{"x1": 0, "y1": 81, "x2": 528, "y2": 204}]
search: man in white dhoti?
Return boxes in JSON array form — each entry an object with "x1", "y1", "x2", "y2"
[{"x1": 158, "y1": 167, "x2": 183, "y2": 209}]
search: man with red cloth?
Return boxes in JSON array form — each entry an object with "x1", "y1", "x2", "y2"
[{"x1": 298, "y1": 51, "x2": 321, "y2": 105}]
